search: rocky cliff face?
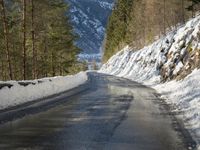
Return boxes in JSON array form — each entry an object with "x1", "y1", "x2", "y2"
[{"x1": 66, "y1": 0, "x2": 114, "y2": 54}]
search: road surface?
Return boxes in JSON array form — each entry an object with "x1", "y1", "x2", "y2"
[{"x1": 0, "y1": 73, "x2": 196, "y2": 150}]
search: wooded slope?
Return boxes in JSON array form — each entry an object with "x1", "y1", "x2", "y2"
[{"x1": 103, "y1": 0, "x2": 200, "y2": 61}]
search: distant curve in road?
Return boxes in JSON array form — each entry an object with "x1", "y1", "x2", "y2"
[{"x1": 0, "y1": 73, "x2": 196, "y2": 150}]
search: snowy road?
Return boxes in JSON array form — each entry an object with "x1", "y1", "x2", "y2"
[{"x1": 0, "y1": 73, "x2": 196, "y2": 150}]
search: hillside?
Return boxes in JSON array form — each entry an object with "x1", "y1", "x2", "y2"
[
  {"x1": 103, "y1": 0, "x2": 197, "y2": 61},
  {"x1": 66, "y1": 0, "x2": 114, "y2": 54},
  {"x1": 100, "y1": 15, "x2": 200, "y2": 149}
]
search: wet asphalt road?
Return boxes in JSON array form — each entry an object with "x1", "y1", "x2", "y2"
[{"x1": 0, "y1": 73, "x2": 196, "y2": 150}]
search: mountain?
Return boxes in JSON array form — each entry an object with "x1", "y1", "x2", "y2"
[{"x1": 66, "y1": 0, "x2": 114, "y2": 54}]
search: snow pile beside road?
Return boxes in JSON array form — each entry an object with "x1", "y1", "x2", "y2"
[
  {"x1": 154, "y1": 69, "x2": 200, "y2": 147},
  {"x1": 100, "y1": 16, "x2": 200, "y2": 148},
  {"x1": 0, "y1": 72, "x2": 88, "y2": 110}
]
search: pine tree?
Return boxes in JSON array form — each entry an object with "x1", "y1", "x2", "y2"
[
  {"x1": 0, "y1": 0, "x2": 82, "y2": 80},
  {"x1": 186, "y1": 0, "x2": 200, "y2": 17}
]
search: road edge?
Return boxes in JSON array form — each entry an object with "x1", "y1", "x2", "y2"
[{"x1": 0, "y1": 77, "x2": 91, "y2": 125}]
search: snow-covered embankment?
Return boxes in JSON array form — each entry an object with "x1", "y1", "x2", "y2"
[
  {"x1": 100, "y1": 16, "x2": 200, "y2": 149},
  {"x1": 0, "y1": 72, "x2": 88, "y2": 110}
]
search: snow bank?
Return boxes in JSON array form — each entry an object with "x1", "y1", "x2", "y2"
[
  {"x1": 0, "y1": 72, "x2": 88, "y2": 110},
  {"x1": 100, "y1": 16, "x2": 200, "y2": 148},
  {"x1": 154, "y1": 69, "x2": 200, "y2": 147}
]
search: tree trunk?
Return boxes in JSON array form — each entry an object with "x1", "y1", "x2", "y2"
[
  {"x1": 182, "y1": 0, "x2": 185, "y2": 23},
  {"x1": 1, "y1": 61, "x2": 4, "y2": 80},
  {"x1": 0, "y1": 0, "x2": 13, "y2": 80},
  {"x1": 51, "y1": 52, "x2": 55, "y2": 77},
  {"x1": 22, "y1": 0, "x2": 27, "y2": 80},
  {"x1": 192, "y1": 1, "x2": 194, "y2": 18},
  {"x1": 44, "y1": 35, "x2": 48, "y2": 77},
  {"x1": 31, "y1": 0, "x2": 36, "y2": 79},
  {"x1": 163, "y1": 0, "x2": 166, "y2": 35}
]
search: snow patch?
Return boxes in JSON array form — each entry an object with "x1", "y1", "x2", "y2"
[
  {"x1": 154, "y1": 69, "x2": 200, "y2": 146},
  {"x1": 0, "y1": 72, "x2": 88, "y2": 110}
]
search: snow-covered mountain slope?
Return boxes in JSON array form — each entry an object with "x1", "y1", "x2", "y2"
[
  {"x1": 78, "y1": 53, "x2": 101, "y2": 62},
  {"x1": 66, "y1": 0, "x2": 114, "y2": 54},
  {"x1": 100, "y1": 16, "x2": 200, "y2": 149},
  {"x1": 0, "y1": 72, "x2": 88, "y2": 110}
]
